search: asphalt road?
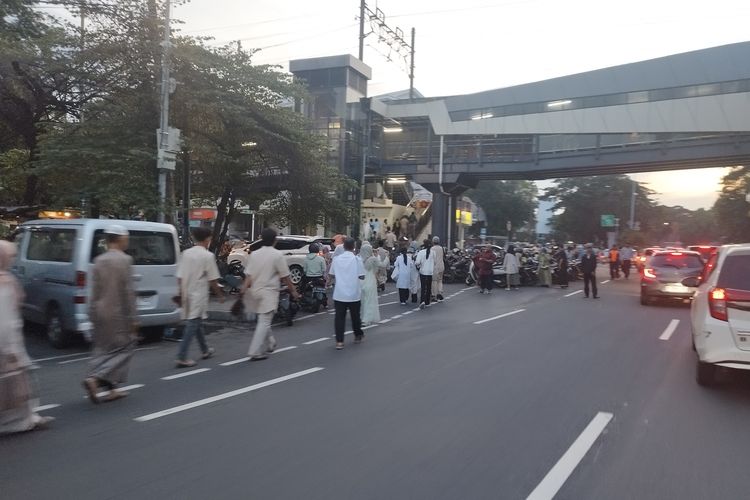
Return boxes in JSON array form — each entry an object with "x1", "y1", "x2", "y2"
[{"x1": 4, "y1": 271, "x2": 750, "y2": 500}]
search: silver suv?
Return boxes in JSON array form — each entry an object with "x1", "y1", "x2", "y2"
[{"x1": 248, "y1": 235, "x2": 333, "y2": 285}]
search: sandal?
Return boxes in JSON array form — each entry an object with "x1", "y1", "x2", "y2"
[
  {"x1": 175, "y1": 359, "x2": 197, "y2": 368},
  {"x1": 82, "y1": 378, "x2": 100, "y2": 405},
  {"x1": 335, "y1": 342, "x2": 344, "y2": 350},
  {"x1": 201, "y1": 348, "x2": 215, "y2": 360}
]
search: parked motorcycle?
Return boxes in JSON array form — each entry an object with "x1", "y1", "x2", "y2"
[{"x1": 275, "y1": 288, "x2": 299, "y2": 326}]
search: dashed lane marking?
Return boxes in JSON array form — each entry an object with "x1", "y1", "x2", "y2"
[
  {"x1": 34, "y1": 404, "x2": 61, "y2": 412},
  {"x1": 161, "y1": 368, "x2": 211, "y2": 381},
  {"x1": 601, "y1": 279, "x2": 611, "y2": 284},
  {"x1": 134, "y1": 367, "x2": 324, "y2": 422},
  {"x1": 659, "y1": 319, "x2": 680, "y2": 341},
  {"x1": 473, "y1": 309, "x2": 526, "y2": 325},
  {"x1": 303, "y1": 337, "x2": 330, "y2": 345},
  {"x1": 526, "y1": 411, "x2": 613, "y2": 500},
  {"x1": 564, "y1": 290, "x2": 583, "y2": 297}
]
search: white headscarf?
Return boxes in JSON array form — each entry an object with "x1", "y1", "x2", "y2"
[{"x1": 332, "y1": 244, "x2": 345, "y2": 259}]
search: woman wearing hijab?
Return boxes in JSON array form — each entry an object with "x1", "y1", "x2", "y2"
[
  {"x1": 0, "y1": 241, "x2": 53, "y2": 434},
  {"x1": 359, "y1": 243, "x2": 385, "y2": 325},
  {"x1": 393, "y1": 246, "x2": 412, "y2": 305},
  {"x1": 415, "y1": 239, "x2": 435, "y2": 309},
  {"x1": 537, "y1": 248, "x2": 552, "y2": 287},
  {"x1": 408, "y1": 247, "x2": 420, "y2": 303},
  {"x1": 504, "y1": 244, "x2": 521, "y2": 291}
]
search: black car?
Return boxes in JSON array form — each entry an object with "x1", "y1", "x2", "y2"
[{"x1": 640, "y1": 250, "x2": 704, "y2": 305}]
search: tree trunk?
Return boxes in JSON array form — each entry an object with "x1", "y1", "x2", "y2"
[{"x1": 210, "y1": 186, "x2": 231, "y2": 254}]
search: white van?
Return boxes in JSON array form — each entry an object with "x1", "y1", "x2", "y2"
[{"x1": 12, "y1": 219, "x2": 181, "y2": 347}]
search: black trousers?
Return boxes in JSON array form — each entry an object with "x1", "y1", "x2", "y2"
[
  {"x1": 622, "y1": 260, "x2": 631, "y2": 278},
  {"x1": 583, "y1": 272, "x2": 598, "y2": 297},
  {"x1": 480, "y1": 274, "x2": 493, "y2": 291},
  {"x1": 420, "y1": 274, "x2": 433, "y2": 305},
  {"x1": 610, "y1": 262, "x2": 620, "y2": 279},
  {"x1": 398, "y1": 288, "x2": 410, "y2": 303},
  {"x1": 334, "y1": 300, "x2": 363, "y2": 342}
]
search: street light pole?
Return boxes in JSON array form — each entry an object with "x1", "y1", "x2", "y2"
[
  {"x1": 157, "y1": 0, "x2": 172, "y2": 223},
  {"x1": 629, "y1": 179, "x2": 636, "y2": 230}
]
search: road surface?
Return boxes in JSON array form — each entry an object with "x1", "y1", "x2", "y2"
[{"x1": 4, "y1": 275, "x2": 750, "y2": 499}]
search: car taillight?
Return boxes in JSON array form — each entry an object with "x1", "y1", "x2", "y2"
[
  {"x1": 644, "y1": 268, "x2": 656, "y2": 279},
  {"x1": 709, "y1": 287, "x2": 728, "y2": 321},
  {"x1": 76, "y1": 271, "x2": 86, "y2": 287}
]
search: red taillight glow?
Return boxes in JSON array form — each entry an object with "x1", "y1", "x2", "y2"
[
  {"x1": 709, "y1": 287, "x2": 728, "y2": 321},
  {"x1": 76, "y1": 271, "x2": 86, "y2": 287},
  {"x1": 670, "y1": 252, "x2": 683, "y2": 256},
  {"x1": 644, "y1": 268, "x2": 657, "y2": 279}
]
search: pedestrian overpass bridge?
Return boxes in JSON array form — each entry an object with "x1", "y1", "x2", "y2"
[{"x1": 367, "y1": 42, "x2": 750, "y2": 189}]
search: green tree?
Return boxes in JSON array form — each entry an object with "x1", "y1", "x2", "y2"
[
  {"x1": 714, "y1": 166, "x2": 750, "y2": 243},
  {"x1": 541, "y1": 175, "x2": 657, "y2": 243},
  {"x1": 466, "y1": 180, "x2": 537, "y2": 238}
]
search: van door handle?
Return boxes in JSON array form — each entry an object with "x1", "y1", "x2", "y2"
[
  {"x1": 133, "y1": 274, "x2": 143, "y2": 282},
  {"x1": 285, "y1": 252, "x2": 293, "y2": 256}
]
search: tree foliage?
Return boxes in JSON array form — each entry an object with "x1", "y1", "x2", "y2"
[
  {"x1": 714, "y1": 166, "x2": 750, "y2": 243},
  {"x1": 466, "y1": 180, "x2": 537, "y2": 237}
]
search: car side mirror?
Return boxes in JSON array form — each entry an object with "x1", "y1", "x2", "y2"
[{"x1": 681, "y1": 276, "x2": 700, "y2": 288}]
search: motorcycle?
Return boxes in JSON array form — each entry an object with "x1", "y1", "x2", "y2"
[
  {"x1": 275, "y1": 288, "x2": 299, "y2": 326},
  {"x1": 299, "y1": 277, "x2": 328, "y2": 313},
  {"x1": 467, "y1": 258, "x2": 507, "y2": 288}
]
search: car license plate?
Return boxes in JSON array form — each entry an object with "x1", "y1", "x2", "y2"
[
  {"x1": 137, "y1": 296, "x2": 155, "y2": 309},
  {"x1": 664, "y1": 284, "x2": 688, "y2": 294}
]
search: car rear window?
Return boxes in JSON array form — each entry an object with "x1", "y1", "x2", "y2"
[
  {"x1": 717, "y1": 254, "x2": 750, "y2": 291},
  {"x1": 26, "y1": 228, "x2": 77, "y2": 262},
  {"x1": 650, "y1": 254, "x2": 703, "y2": 269},
  {"x1": 91, "y1": 230, "x2": 176, "y2": 265}
]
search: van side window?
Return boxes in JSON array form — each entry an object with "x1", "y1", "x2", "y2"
[
  {"x1": 26, "y1": 229, "x2": 76, "y2": 262},
  {"x1": 91, "y1": 230, "x2": 176, "y2": 265}
]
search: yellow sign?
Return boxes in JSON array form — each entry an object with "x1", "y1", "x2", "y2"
[
  {"x1": 455, "y1": 210, "x2": 473, "y2": 226},
  {"x1": 38, "y1": 210, "x2": 80, "y2": 219}
]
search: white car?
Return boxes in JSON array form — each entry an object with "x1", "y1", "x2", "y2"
[
  {"x1": 247, "y1": 235, "x2": 333, "y2": 285},
  {"x1": 686, "y1": 244, "x2": 750, "y2": 386}
]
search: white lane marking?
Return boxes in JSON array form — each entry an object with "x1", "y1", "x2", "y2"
[
  {"x1": 58, "y1": 346, "x2": 157, "y2": 365},
  {"x1": 135, "y1": 367, "x2": 324, "y2": 422},
  {"x1": 34, "y1": 404, "x2": 61, "y2": 412},
  {"x1": 380, "y1": 301, "x2": 399, "y2": 307},
  {"x1": 391, "y1": 315, "x2": 402, "y2": 319},
  {"x1": 92, "y1": 384, "x2": 144, "y2": 399},
  {"x1": 403, "y1": 311, "x2": 413, "y2": 315},
  {"x1": 526, "y1": 411, "x2": 614, "y2": 500},
  {"x1": 379, "y1": 319, "x2": 392, "y2": 324},
  {"x1": 161, "y1": 368, "x2": 211, "y2": 380},
  {"x1": 273, "y1": 346, "x2": 298, "y2": 354},
  {"x1": 293, "y1": 312, "x2": 328, "y2": 322},
  {"x1": 564, "y1": 290, "x2": 583, "y2": 297},
  {"x1": 32, "y1": 352, "x2": 88, "y2": 363},
  {"x1": 303, "y1": 337, "x2": 330, "y2": 345},
  {"x1": 220, "y1": 357, "x2": 250, "y2": 366},
  {"x1": 362, "y1": 325, "x2": 376, "y2": 330},
  {"x1": 659, "y1": 319, "x2": 680, "y2": 341},
  {"x1": 601, "y1": 280, "x2": 611, "y2": 284},
  {"x1": 473, "y1": 309, "x2": 526, "y2": 325}
]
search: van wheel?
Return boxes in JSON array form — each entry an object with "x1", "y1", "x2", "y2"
[
  {"x1": 640, "y1": 293, "x2": 650, "y2": 306},
  {"x1": 696, "y1": 360, "x2": 717, "y2": 386},
  {"x1": 46, "y1": 305, "x2": 69, "y2": 349}
]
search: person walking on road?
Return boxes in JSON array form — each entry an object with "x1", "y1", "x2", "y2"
[
  {"x1": 415, "y1": 239, "x2": 435, "y2": 309},
  {"x1": 431, "y1": 236, "x2": 446, "y2": 302},
  {"x1": 359, "y1": 243, "x2": 385, "y2": 325},
  {"x1": 620, "y1": 244, "x2": 634, "y2": 279},
  {"x1": 375, "y1": 240, "x2": 389, "y2": 292},
  {"x1": 581, "y1": 244, "x2": 599, "y2": 299},
  {"x1": 504, "y1": 245, "x2": 521, "y2": 291},
  {"x1": 82, "y1": 225, "x2": 138, "y2": 404},
  {"x1": 240, "y1": 228, "x2": 300, "y2": 362},
  {"x1": 0, "y1": 241, "x2": 54, "y2": 433},
  {"x1": 384, "y1": 227, "x2": 397, "y2": 251},
  {"x1": 555, "y1": 246, "x2": 569, "y2": 289},
  {"x1": 175, "y1": 227, "x2": 224, "y2": 368},
  {"x1": 329, "y1": 238, "x2": 366, "y2": 350},
  {"x1": 475, "y1": 246, "x2": 496, "y2": 294},
  {"x1": 609, "y1": 245, "x2": 621, "y2": 280},
  {"x1": 408, "y1": 247, "x2": 420, "y2": 303},
  {"x1": 393, "y1": 247, "x2": 412, "y2": 305},
  {"x1": 537, "y1": 248, "x2": 552, "y2": 287}
]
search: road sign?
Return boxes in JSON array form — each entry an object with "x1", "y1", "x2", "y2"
[
  {"x1": 600, "y1": 214, "x2": 616, "y2": 227},
  {"x1": 506, "y1": 220, "x2": 512, "y2": 231},
  {"x1": 480, "y1": 227, "x2": 487, "y2": 236}
]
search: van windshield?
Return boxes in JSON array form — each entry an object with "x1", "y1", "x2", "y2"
[
  {"x1": 91, "y1": 230, "x2": 176, "y2": 265},
  {"x1": 717, "y1": 254, "x2": 750, "y2": 291}
]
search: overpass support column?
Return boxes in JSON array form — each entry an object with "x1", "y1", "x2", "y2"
[{"x1": 431, "y1": 191, "x2": 449, "y2": 245}]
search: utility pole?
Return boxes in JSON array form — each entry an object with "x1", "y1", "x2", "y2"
[
  {"x1": 629, "y1": 179, "x2": 636, "y2": 230},
  {"x1": 157, "y1": 0, "x2": 173, "y2": 223},
  {"x1": 409, "y1": 27, "x2": 415, "y2": 101},
  {"x1": 358, "y1": 0, "x2": 366, "y2": 61}
]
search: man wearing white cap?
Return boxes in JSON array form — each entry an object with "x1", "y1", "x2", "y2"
[{"x1": 82, "y1": 224, "x2": 138, "y2": 404}]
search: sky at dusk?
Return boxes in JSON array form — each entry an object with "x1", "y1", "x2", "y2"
[{"x1": 43, "y1": 0, "x2": 750, "y2": 208}]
